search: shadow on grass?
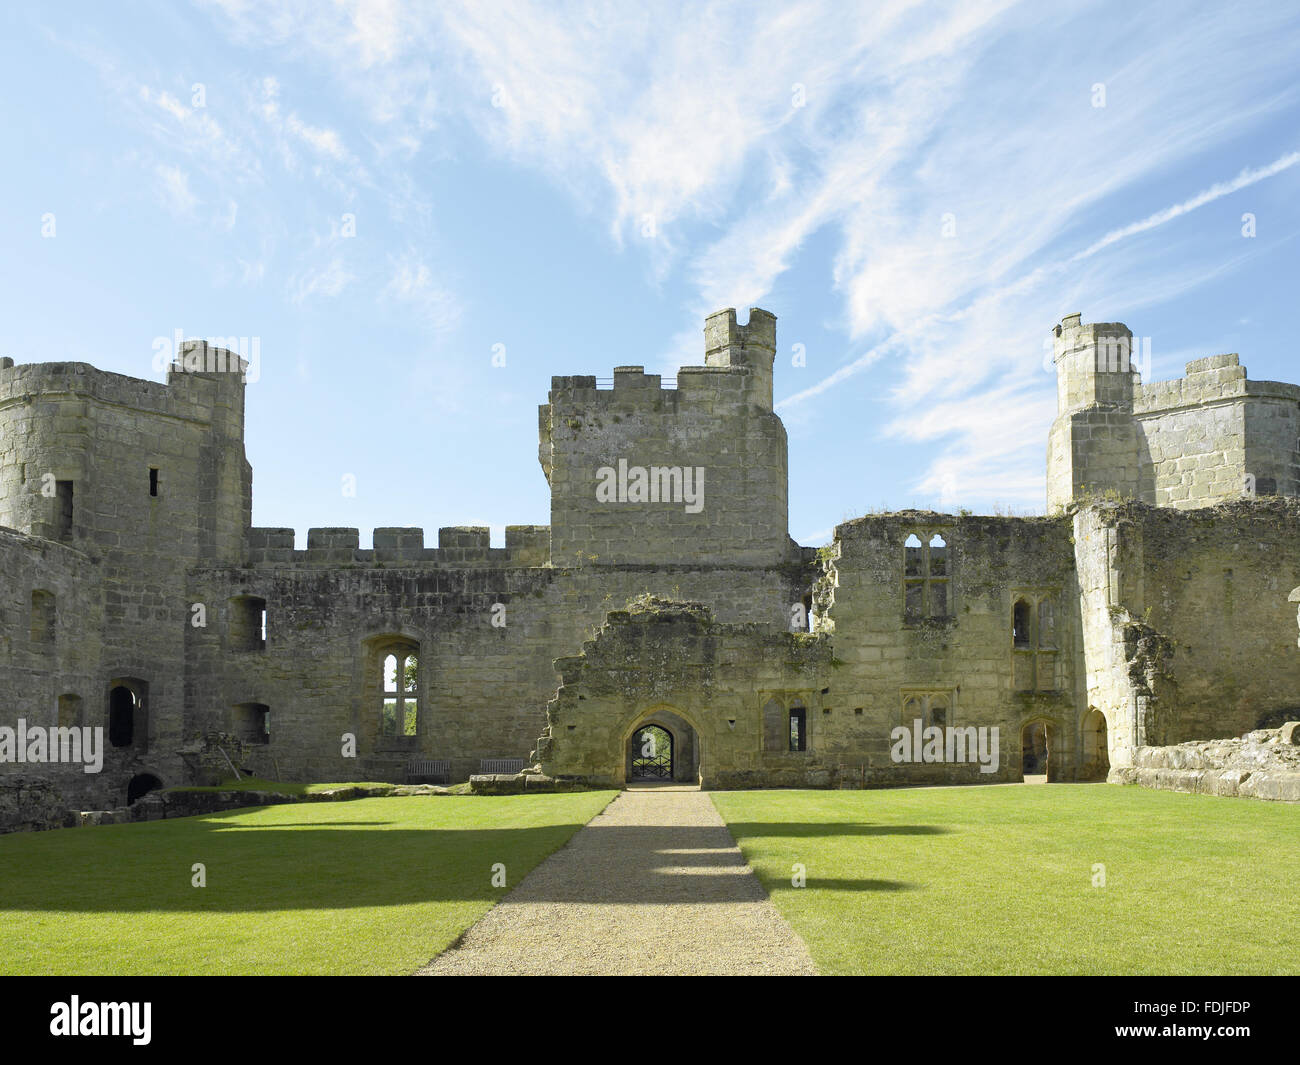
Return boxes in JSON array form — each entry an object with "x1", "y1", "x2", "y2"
[{"x1": 0, "y1": 815, "x2": 937, "y2": 910}]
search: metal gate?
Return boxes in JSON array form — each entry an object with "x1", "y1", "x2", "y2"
[{"x1": 630, "y1": 725, "x2": 673, "y2": 780}]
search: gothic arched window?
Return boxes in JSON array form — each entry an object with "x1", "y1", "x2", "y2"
[{"x1": 379, "y1": 643, "x2": 419, "y2": 738}]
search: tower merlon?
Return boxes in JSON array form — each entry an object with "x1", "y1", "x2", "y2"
[
  {"x1": 703, "y1": 307, "x2": 777, "y2": 409},
  {"x1": 168, "y1": 339, "x2": 250, "y2": 380},
  {"x1": 1053, "y1": 314, "x2": 1136, "y2": 372},
  {"x1": 704, "y1": 307, "x2": 777, "y2": 365}
]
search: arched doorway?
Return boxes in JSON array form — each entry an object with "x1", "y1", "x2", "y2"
[
  {"x1": 108, "y1": 686, "x2": 136, "y2": 748},
  {"x1": 1021, "y1": 720, "x2": 1054, "y2": 781},
  {"x1": 1080, "y1": 709, "x2": 1109, "y2": 780},
  {"x1": 127, "y1": 773, "x2": 163, "y2": 805},
  {"x1": 629, "y1": 725, "x2": 673, "y2": 780},
  {"x1": 622, "y1": 707, "x2": 700, "y2": 785}
]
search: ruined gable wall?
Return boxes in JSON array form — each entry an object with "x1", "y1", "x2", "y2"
[
  {"x1": 1129, "y1": 499, "x2": 1300, "y2": 739},
  {"x1": 533, "y1": 601, "x2": 833, "y2": 788}
]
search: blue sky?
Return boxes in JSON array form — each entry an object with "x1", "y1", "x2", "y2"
[{"x1": 1, "y1": 1, "x2": 1297, "y2": 547}]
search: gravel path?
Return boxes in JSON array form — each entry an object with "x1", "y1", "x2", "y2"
[{"x1": 418, "y1": 788, "x2": 818, "y2": 975}]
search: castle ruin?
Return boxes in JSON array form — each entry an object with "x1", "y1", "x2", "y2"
[{"x1": 2, "y1": 308, "x2": 1298, "y2": 822}]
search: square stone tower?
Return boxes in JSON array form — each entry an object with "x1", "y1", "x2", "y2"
[{"x1": 540, "y1": 308, "x2": 793, "y2": 567}]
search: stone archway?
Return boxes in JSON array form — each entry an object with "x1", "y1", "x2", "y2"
[
  {"x1": 1020, "y1": 720, "x2": 1057, "y2": 781},
  {"x1": 127, "y1": 773, "x2": 163, "y2": 805},
  {"x1": 621, "y1": 706, "x2": 700, "y2": 785},
  {"x1": 1079, "y1": 708, "x2": 1110, "y2": 780},
  {"x1": 108, "y1": 677, "x2": 149, "y2": 752}
]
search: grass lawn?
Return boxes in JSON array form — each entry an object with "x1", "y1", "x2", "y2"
[
  {"x1": 711, "y1": 784, "x2": 1300, "y2": 975},
  {"x1": 0, "y1": 791, "x2": 616, "y2": 975}
]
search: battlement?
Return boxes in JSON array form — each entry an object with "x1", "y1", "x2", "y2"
[
  {"x1": 1049, "y1": 313, "x2": 1300, "y2": 513},
  {"x1": 0, "y1": 351, "x2": 246, "y2": 425},
  {"x1": 704, "y1": 307, "x2": 777, "y2": 363},
  {"x1": 246, "y1": 525, "x2": 551, "y2": 567},
  {"x1": 544, "y1": 307, "x2": 776, "y2": 412},
  {"x1": 1135, "y1": 353, "x2": 1300, "y2": 416},
  {"x1": 548, "y1": 364, "x2": 748, "y2": 401}
]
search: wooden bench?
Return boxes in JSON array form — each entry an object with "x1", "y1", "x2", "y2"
[
  {"x1": 479, "y1": 758, "x2": 525, "y2": 775},
  {"x1": 406, "y1": 758, "x2": 450, "y2": 785}
]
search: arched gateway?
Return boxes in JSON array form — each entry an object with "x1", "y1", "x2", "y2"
[{"x1": 625, "y1": 708, "x2": 700, "y2": 785}]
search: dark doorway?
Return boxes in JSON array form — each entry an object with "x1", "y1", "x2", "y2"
[
  {"x1": 108, "y1": 686, "x2": 135, "y2": 748},
  {"x1": 1021, "y1": 721, "x2": 1052, "y2": 780},
  {"x1": 127, "y1": 773, "x2": 162, "y2": 805},
  {"x1": 629, "y1": 725, "x2": 673, "y2": 780}
]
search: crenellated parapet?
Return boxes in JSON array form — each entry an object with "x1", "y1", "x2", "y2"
[
  {"x1": 245, "y1": 525, "x2": 551, "y2": 567},
  {"x1": 1048, "y1": 314, "x2": 1300, "y2": 512},
  {"x1": 0, "y1": 355, "x2": 242, "y2": 425},
  {"x1": 0, "y1": 348, "x2": 250, "y2": 561}
]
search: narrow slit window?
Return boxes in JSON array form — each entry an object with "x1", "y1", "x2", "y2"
[
  {"x1": 149, "y1": 467, "x2": 159, "y2": 497},
  {"x1": 788, "y1": 706, "x2": 807, "y2": 752},
  {"x1": 30, "y1": 590, "x2": 55, "y2": 645},
  {"x1": 1013, "y1": 599, "x2": 1033, "y2": 648},
  {"x1": 55, "y1": 480, "x2": 73, "y2": 540}
]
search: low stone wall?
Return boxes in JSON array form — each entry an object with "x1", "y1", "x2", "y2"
[
  {"x1": 468, "y1": 772, "x2": 591, "y2": 795},
  {"x1": 1109, "y1": 724, "x2": 1300, "y2": 801},
  {"x1": 0, "y1": 778, "x2": 76, "y2": 833}
]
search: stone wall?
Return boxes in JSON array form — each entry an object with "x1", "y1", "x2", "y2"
[
  {"x1": 1073, "y1": 499, "x2": 1300, "y2": 767},
  {"x1": 1110, "y1": 724, "x2": 1300, "y2": 802},
  {"x1": 816, "y1": 511, "x2": 1083, "y2": 783},
  {"x1": 2, "y1": 311, "x2": 1299, "y2": 806},
  {"x1": 184, "y1": 552, "x2": 812, "y2": 784}
]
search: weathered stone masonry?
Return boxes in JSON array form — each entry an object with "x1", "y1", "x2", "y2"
[{"x1": 2, "y1": 309, "x2": 1298, "y2": 823}]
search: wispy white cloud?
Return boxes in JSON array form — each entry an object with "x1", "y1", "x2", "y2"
[
  {"x1": 154, "y1": 163, "x2": 198, "y2": 215},
  {"x1": 1071, "y1": 150, "x2": 1300, "y2": 262},
  {"x1": 171, "y1": 2, "x2": 1300, "y2": 504},
  {"x1": 383, "y1": 250, "x2": 461, "y2": 334},
  {"x1": 289, "y1": 256, "x2": 353, "y2": 303}
]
